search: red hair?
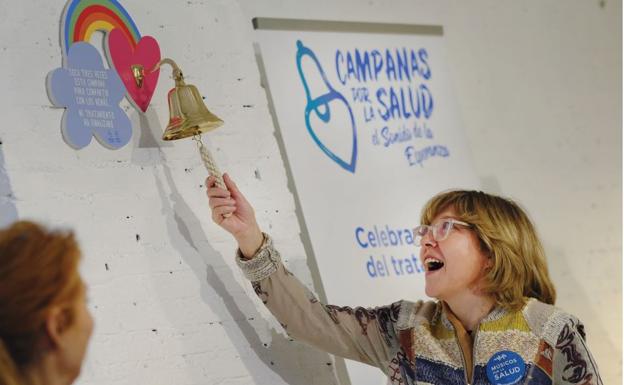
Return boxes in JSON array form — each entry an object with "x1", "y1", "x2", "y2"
[{"x1": 0, "y1": 221, "x2": 82, "y2": 384}]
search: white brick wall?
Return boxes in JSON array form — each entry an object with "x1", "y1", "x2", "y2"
[{"x1": 0, "y1": 1, "x2": 619, "y2": 384}]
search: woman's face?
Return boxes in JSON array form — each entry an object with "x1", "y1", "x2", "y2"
[
  {"x1": 58, "y1": 282, "x2": 94, "y2": 383},
  {"x1": 419, "y1": 208, "x2": 490, "y2": 302}
]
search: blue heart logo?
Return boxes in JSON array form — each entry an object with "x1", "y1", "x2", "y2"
[{"x1": 296, "y1": 40, "x2": 357, "y2": 173}]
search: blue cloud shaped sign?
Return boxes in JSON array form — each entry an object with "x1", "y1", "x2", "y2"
[{"x1": 47, "y1": 42, "x2": 132, "y2": 149}]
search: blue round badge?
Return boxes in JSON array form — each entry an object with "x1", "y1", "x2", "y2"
[{"x1": 486, "y1": 351, "x2": 526, "y2": 385}]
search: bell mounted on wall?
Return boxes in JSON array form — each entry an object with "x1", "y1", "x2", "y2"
[
  {"x1": 131, "y1": 58, "x2": 229, "y2": 200},
  {"x1": 151, "y1": 58, "x2": 224, "y2": 141}
]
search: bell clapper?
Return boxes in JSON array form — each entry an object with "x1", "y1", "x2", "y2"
[{"x1": 193, "y1": 135, "x2": 231, "y2": 218}]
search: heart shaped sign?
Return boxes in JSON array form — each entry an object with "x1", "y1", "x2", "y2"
[{"x1": 107, "y1": 28, "x2": 161, "y2": 112}]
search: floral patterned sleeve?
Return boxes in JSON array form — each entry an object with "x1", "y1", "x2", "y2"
[
  {"x1": 236, "y1": 234, "x2": 404, "y2": 371},
  {"x1": 553, "y1": 318, "x2": 603, "y2": 385}
]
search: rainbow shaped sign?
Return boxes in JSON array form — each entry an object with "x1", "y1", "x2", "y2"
[
  {"x1": 61, "y1": 0, "x2": 141, "y2": 55},
  {"x1": 48, "y1": 0, "x2": 163, "y2": 150},
  {"x1": 57, "y1": 0, "x2": 161, "y2": 113}
]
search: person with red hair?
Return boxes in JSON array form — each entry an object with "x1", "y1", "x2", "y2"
[{"x1": 0, "y1": 221, "x2": 93, "y2": 385}]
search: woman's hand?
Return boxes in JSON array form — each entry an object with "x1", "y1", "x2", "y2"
[{"x1": 206, "y1": 173, "x2": 264, "y2": 258}]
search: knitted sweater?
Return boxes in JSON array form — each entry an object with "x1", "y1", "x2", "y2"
[{"x1": 236, "y1": 235, "x2": 602, "y2": 385}]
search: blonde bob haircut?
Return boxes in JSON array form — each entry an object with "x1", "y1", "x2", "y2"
[{"x1": 420, "y1": 190, "x2": 556, "y2": 311}]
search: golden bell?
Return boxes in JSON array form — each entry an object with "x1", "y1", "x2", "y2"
[
  {"x1": 150, "y1": 58, "x2": 224, "y2": 141},
  {"x1": 163, "y1": 82, "x2": 224, "y2": 141}
]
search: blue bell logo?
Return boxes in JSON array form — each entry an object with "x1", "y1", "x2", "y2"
[{"x1": 296, "y1": 40, "x2": 357, "y2": 173}]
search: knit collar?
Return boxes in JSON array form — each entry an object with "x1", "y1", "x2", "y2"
[{"x1": 439, "y1": 301, "x2": 508, "y2": 331}]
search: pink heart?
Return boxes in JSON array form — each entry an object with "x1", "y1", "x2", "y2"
[{"x1": 107, "y1": 28, "x2": 160, "y2": 112}]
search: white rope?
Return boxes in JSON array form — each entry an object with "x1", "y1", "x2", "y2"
[
  {"x1": 194, "y1": 135, "x2": 225, "y2": 188},
  {"x1": 194, "y1": 135, "x2": 230, "y2": 217}
]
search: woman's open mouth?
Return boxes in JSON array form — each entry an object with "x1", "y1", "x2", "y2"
[{"x1": 424, "y1": 257, "x2": 444, "y2": 272}]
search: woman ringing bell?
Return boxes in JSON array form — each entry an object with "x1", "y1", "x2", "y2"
[{"x1": 206, "y1": 173, "x2": 602, "y2": 385}]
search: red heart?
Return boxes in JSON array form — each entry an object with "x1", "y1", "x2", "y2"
[{"x1": 107, "y1": 28, "x2": 160, "y2": 112}]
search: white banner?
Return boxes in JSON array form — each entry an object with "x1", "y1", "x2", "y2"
[{"x1": 256, "y1": 21, "x2": 479, "y2": 385}]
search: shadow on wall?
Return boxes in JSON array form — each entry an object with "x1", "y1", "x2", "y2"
[
  {"x1": 0, "y1": 144, "x2": 18, "y2": 227},
  {"x1": 132, "y1": 110, "x2": 340, "y2": 385}
]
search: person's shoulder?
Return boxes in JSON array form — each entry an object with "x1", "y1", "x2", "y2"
[
  {"x1": 393, "y1": 299, "x2": 439, "y2": 330},
  {"x1": 522, "y1": 297, "x2": 585, "y2": 345}
]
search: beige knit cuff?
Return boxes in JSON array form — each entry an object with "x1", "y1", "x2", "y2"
[{"x1": 235, "y1": 233, "x2": 282, "y2": 282}]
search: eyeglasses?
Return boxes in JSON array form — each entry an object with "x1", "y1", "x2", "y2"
[{"x1": 413, "y1": 219, "x2": 471, "y2": 242}]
